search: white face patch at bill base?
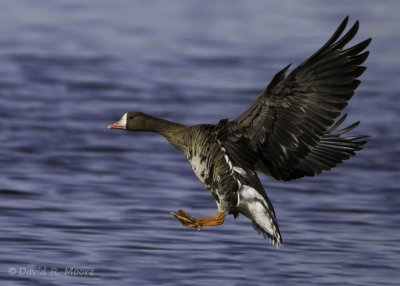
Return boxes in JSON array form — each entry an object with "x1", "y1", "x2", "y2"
[{"x1": 119, "y1": 113, "x2": 128, "y2": 129}]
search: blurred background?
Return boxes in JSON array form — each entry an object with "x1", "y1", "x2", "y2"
[{"x1": 0, "y1": 0, "x2": 399, "y2": 285}]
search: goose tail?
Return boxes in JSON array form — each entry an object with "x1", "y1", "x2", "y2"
[{"x1": 238, "y1": 185, "x2": 283, "y2": 247}]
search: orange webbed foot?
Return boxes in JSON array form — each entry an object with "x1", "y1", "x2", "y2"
[{"x1": 170, "y1": 209, "x2": 225, "y2": 231}]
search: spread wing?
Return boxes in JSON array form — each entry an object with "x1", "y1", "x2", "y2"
[{"x1": 225, "y1": 17, "x2": 371, "y2": 181}]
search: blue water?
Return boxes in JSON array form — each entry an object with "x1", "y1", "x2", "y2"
[{"x1": 1, "y1": 1, "x2": 399, "y2": 285}]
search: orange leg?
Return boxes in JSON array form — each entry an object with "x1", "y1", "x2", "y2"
[{"x1": 170, "y1": 209, "x2": 225, "y2": 231}]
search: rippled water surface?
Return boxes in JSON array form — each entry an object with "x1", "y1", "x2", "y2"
[{"x1": 1, "y1": 1, "x2": 399, "y2": 285}]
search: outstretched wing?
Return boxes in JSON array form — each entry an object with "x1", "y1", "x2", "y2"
[{"x1": 225, "y1": 17, "x2": 371, "y2": 181}]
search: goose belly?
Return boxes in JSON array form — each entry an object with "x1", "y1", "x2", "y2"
[
  {"x1": 188, "y1": 153, "x2": 211, "y2": 187},
  {"x1": 184, "y1": 127, "x2": 238, "y2": 212}
]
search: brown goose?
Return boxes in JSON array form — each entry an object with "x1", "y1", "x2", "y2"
[{"x1": 108, "y1": 17, "x2": 370, "y2": 246}]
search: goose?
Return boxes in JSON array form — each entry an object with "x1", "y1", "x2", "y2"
[{"x1": 108, "y1": 17, "x2": 370, "y2": 246}]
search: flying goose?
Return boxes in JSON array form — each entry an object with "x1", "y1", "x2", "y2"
[{"x1": 108, "y1": 17, "x2": 370, "y2": 246}]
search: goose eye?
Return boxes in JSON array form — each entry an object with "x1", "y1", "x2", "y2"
[{"x1": 129, "y1": 116, "x2": 134, "y2": 120}]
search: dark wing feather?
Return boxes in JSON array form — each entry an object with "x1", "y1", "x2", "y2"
[
  {"x1": 226, "y1": 17, "x2": 370, "y2": 181},
  {"x1": 286, "y1": 114, "x2": 368, "y2": 180}
]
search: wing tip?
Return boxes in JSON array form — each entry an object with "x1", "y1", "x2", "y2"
[{"x1": 328, "y1": 115, "x2": 368, "y2": 137}]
